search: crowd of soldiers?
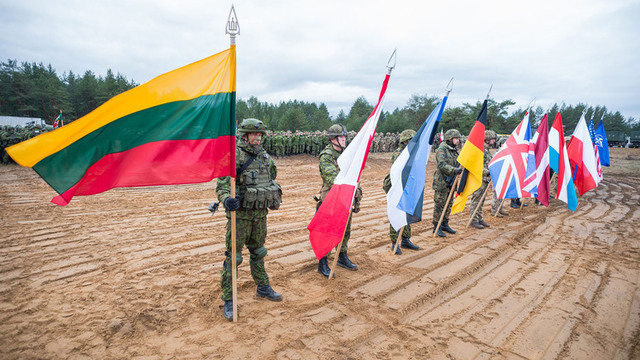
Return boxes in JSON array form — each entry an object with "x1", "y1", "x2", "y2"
[
  {"x1": 0, "y1": 123, "x2": 50, "y2": 164},
  {"x1": 261, "y1": 130, "x2": 402, "y2": 157}
]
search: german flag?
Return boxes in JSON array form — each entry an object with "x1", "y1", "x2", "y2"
[
  {"x1": 451, "y1": 99, "x2": 487, "y2": 214},
  {"x1": 7, "y1": 46, "x2": 237, "y2": 206}
]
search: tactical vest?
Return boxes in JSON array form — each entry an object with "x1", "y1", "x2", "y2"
[{"x1": 236, "y1": 148, "x2": 282, "y2": 210}]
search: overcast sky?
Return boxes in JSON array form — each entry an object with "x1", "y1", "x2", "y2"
[{"x1": 1, "y1": 0, "x2": 639, "y2": 122}]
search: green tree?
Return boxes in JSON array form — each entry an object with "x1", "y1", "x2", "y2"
[{"x1": 345, "y1": 96, "x2": 372, "y2": 131}]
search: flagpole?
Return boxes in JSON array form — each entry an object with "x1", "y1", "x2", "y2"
[
  {"x1": 494, "y1": 198, "x2": 506, "y2": 216},
  {"x1": 434, "y1": 174, "x2": 460, "y2": 237},
  {"x1": 391, "y1": 226, "x2": 404, "y2": 254},
  {"x1": 328, "y1": 212, "x2": 352, "y2": 280},
  {"x1": 226, "y1": 5, "x2": 240, "y2": 323},
  {"x1": 467, "y1": 181, "x2": 491, "y2": 227}
]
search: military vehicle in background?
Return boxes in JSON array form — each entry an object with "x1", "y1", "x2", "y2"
[
  {"x1": 606, "y1": 131, "x2": 627, "y2": 147},
  {"x1": 628, "y1": 131, "x2": 640, "y2": 148}
]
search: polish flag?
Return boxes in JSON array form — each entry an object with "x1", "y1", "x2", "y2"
[
  {"x1": 308, "y1": 72, "x2": 391, "y2": 259},
  {"x1": 567, "y1": 113, "x2": 600, "y2": 195}
]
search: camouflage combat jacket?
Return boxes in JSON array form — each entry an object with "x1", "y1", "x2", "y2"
[
  {"x1": 217, "y1": 140, "x2": 280, "y2": 220},
  {"x1": 432, "y1": 140, "x2": 460, "y2": 190},
  {"x1": 317, "y1": 144, "x2": 362, "y2": 210}
]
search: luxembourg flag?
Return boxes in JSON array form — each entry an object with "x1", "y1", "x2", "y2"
[
  {"x1": 549, "y1": 112, "x2": 577, "y2": 211},
  {"x1": 308, "y1": 71, "x2": 391, "y2": 260},
  {"x1": 522, "y1": 113, "x2": 550, "y2": 206},
  {"x1": 387, "y1": 95, "x2": 447, "y2": 231},
  {"x1": 567, "y1": 113, "x2": 600, "y2": 195}
]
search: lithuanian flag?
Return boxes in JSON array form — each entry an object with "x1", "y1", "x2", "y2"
[
  {"x1": 7, "y1": 46, "x2": 237, "y2": 206},
  {"x1": 451, "y1": 99, "x2": 487, "y2": 214}
]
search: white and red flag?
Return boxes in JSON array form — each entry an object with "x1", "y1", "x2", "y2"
[
  {"x1": 307, "y1": 72, "x2": 391, "y2": 259},
  {"x1": 567, "y1": 113, "x2": 600, "y2": 195}
]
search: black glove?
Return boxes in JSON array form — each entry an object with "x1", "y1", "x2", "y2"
[
  {"x1": 454, "y1": 168, "x2": 463, "y2": 175},
  {"x1": 223, "y1": 197, "x2": 240, "y2": 211}
]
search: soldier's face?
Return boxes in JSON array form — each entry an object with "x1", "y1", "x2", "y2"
[
  {"x1": 246, "y1": 132, "x2": 262, "y2": 147},
  {"x1": 452, "y1": 137, "x2": 460, "y2": 145},
  {"x1": 335, "y1": 136, "x2": 346, "y2": 148}
]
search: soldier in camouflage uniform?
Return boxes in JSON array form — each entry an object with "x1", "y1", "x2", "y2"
[
  {"x1": 216, "y1": 118, "x2": 283, "y2": 321},
  {"x1": 315, "y1": 124, "x2": 362, "y2": 277},
  {"x1": 383, "y1": 129, "x2": 420, "y2": 255},
  {"x1": 468, "y1": 130, "x2": 496, "y2": 229},
  {"x1": 432, "y1": 129, "x2": 463, "y2": 237},
  {"x1": 272, "y1": 132, "x2": 285, "y2": 158}
]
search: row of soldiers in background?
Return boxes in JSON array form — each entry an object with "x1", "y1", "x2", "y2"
[
  {"x1": 0, "y1": 123, "x2": 50, "y2": 165},
  {"x1": 261, "y1": 130, "x2": 402, "y2": 158}
]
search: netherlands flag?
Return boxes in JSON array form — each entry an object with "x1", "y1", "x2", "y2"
[
  {"x1": 308, "y1": 72, "x2": 391, "y2": 260},
  {"x1": 387, "y1": 95, "x2": 447, "y2": 231},
  {"x1": 549, "y1": 112, "x2": 578, "y2": 211}
]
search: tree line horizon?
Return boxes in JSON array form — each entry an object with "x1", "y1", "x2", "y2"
[{"x1": 2, "y1": 59, "x2": 638, "y2": 136}]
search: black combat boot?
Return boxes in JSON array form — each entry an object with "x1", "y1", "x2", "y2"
[
  {"x1": 337, "y1": 251, "x2": 358, "y2": 270},
  {"x1": 256, "y1": 285, "x2": 282, "y2": 301},
  {"x1": 470, "y1": 220, "x2": 484, "y2": 229},
  {"x1": 391, "y1": 242, "x2": 402, "y2": 255},
  {"x1": 479, "y1": 219, "x2": 490, "y2": 228},
  {"x1": 441, "y1": 221, "x2": 456, "y2": 234},
  {"x1": 433, "y1": 226, "x2": 447, "y2": 238},
  {"x1": 223, "y1": 300, "x2": 233, "y2": 321},
  {"x1": 318, "y1": 256, "x2": 331, "y2": 278},
  {"x1": 401, "y1": 237, "x2": 419, "y2": 250}
]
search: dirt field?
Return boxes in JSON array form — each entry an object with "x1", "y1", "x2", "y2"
[{"x1": 1, "y1": 147, "x2": 639, "y2": 359}]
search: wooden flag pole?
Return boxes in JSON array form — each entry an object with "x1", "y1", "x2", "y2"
[
  {"x1": 226, "y1": 5, "x2": 240, "y2": 322},
  {"x1": 328, "y1": 212, "x2": 353, "y2": 280},
  {"x1": 494, "y1": 198, "x2": 507, "y2": 216},
  {"x1": 433, "y1": 174, "x2": 461, "y2": 237},
  {"x1": 391, "y1": 226, "x2": 405, "y2": 254},
  {"x1": 467, "y1": 182, "x2": 491, "y2": 227}
]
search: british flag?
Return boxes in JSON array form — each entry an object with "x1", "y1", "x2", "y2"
[{"x1": 489, "y1": 112, "x2": 532, "y2": 199}]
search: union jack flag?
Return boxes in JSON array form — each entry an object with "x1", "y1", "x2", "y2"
[{"x1": 489, "y1": 111, "x2": 532, "y2": 199}]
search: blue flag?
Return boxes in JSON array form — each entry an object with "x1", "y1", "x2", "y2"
[
  {"x1": 386, "y1": 96, "x2": 447, "y2": 231},
  {"x1": 594, "y1": 120, "x2": 610, "y2": 166}
]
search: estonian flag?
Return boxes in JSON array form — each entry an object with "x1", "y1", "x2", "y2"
[{"x1": 386, "y1": 95, "x2": 448, "y2": 231}]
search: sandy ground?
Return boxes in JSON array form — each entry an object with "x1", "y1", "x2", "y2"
[{"x1": 1, "y1": 147, "x2": 639, "y2": 359}]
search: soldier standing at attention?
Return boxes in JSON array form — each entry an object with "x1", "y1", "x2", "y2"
[
  {"x1": 216, "y1": 118, "x2": 283, "y2": 321},
  {"x1": 469, "y1": 130, "x2": 496, "y2": 229},
  {"x1": 315, "y1": 124, "x2": 362, "y2": 277},
  {"x1": 383, "y1": 129, "x2": 420, "y2": 254},
  {"x1": 432, "y1": 129, "x2": 463, "y2": 237}
]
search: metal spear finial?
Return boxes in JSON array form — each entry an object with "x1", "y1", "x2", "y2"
[
  {"x1": 486, "y1": 83, "x2": 493, "y2": 100},
  {"x1": 526, "y1": 97, "x2": 536, "y2": 112},
  {"x1": 226, "y1": 5, "x2": 240, "y2": 43},
  {"x1": 386, "y1": 49, "x2": 397, "y2": 74},
  {"x1": 445, "y1": 77, "x2": 454, "y2": 96}
]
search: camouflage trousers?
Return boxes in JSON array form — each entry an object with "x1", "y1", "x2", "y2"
[
  {"x1": 274, "y1": 146, "x2": 284, "y2": 157},
  {"x1": 432, "y1": 186, "x2": 454, "y2": 227},
  {"x1": 491, "y1": 185, "x2": 502, "y2": 214},
  {"x1": 389, "y1": 224, "x2": 411, "y2": 244},
  {"x1": 469, "y1": 180, "x2": 490, "y2": 222},
  {"x1": 220, "y1": 216, "x2": 270, "y2": 301}
]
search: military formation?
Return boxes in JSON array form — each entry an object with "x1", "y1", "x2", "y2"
[
  {"x1": 214, "y1": 119, "x2": 529, "y2": 321},
  {"x1": 261, "y1": 130, "x2": 401, "y2": 158},
  {"x1": 0, "y1": 123, "x2": 50, "y2": 164}
]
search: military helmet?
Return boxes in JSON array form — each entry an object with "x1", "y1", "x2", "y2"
[
  {"x1": 399, "y1": 129, "x2": 416, "y2": 143},
  {"x1": 444, "y1": 129, "x2": 462, "y2": 141},
  {"x1": 238, "y1": 118, "x2": 267, "y2": 134},
  {"x1": 326, "y1": 124, "x2": 347, "y2": 139},
  {"x1": 485, "y1": 129, "x2": 497, "y2": 141}
]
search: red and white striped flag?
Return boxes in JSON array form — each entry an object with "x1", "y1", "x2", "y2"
[{"x1": 308, "y1": 73, "x2": 391, "y2": 259}]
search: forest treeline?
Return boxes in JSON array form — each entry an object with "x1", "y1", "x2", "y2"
[{"x1": 2, "y1": 59, "x2": 638, "y2": 135}]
